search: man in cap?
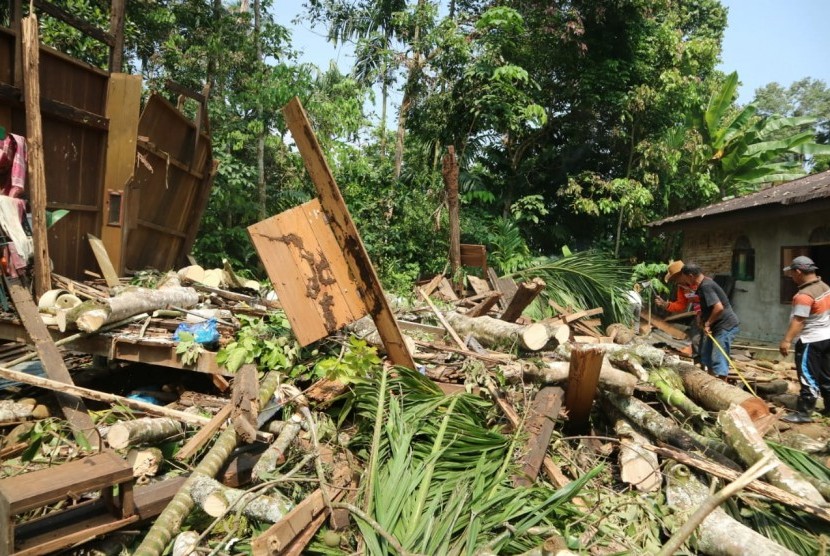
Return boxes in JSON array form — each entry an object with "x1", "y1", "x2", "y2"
[
  {"x1": 655, "y1": 260, "x2": 701, "y2": 358},
  {"x1": 780, "y1": 256, "x2": 830, "y2": 423},
  {"x1": 680, "y1": 262, "x2": 739, "y2": 378}
]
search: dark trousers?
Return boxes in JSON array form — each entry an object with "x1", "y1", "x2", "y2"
[{"x1": 794, "y1": 338, "x2": 830, "y2": 402}]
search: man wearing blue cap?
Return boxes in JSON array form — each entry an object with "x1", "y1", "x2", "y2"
[{"x1": 780, "y1": 256, "x2": 830, "y2": 423}]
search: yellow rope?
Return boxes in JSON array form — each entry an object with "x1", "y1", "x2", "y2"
[{"x1": 705, "y1": 330, "x2": 756, "y2": 396}]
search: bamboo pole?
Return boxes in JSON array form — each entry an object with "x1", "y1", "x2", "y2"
[{"x1": 134, "y1": 370, "x2": 283, "y2": 556}]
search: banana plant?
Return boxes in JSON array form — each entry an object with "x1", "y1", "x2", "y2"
[{"x1": 692, "y1": 72, "x2": 830, "y2": 197}]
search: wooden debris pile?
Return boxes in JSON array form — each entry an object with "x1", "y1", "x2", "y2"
[{"x1": 0, "y1": 264, "x2": 827, "y2": 555}]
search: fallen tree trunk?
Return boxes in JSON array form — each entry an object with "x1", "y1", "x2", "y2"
[
  {"x1": 127, "y1": 447, "x2": 164, "y2": 479},
  {"x1": 665, "y1": 462, "x2": 797, "y2": 556},
  {"x1": 649, "y1": 368, "x2": 709, "y2": 422},
  {"x1": 445, "y1": 311, "x2": 549, "y2": 351},
  {"x1": 190, "y1": 473, "x2": 293, "y2": 522},
  {"x1": 676, "y1": 364, "x2": 769, "y2": 421},
  {"x1": 62, "y1": 278, "x2": 199, "y2": 333},
  {"x1": 602, "y1": 391, "x2": 740, "y2": 470},
  {"x1": 108, "y1": 417, "x2": 185, "y2": 450},
  {"x1": 537, "y1": 360, "x2": 638, "y2": 396},
  {"x1": 134, "y1": 370, "x2": 283, "y2": 556},
  {"x1": 556, "y1": 341, "x2": 671, "y2": 368},
  {"x1": 720, "y1": 405, "x2": 824, "y2": 504},
  {"x1": 346, "y1": 315, "x2": 417, "y2": 355},
  {"x1": 252, "y1": 413, "x2": 304, "y2": 481}
]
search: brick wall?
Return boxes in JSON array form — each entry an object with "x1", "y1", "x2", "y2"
[{"x1": 682, "y1": 229, "x2": 744, "y2": 275}]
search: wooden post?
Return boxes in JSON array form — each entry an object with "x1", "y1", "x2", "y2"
[
  {"x1": 101, "y1": 73, "x2": 141, "y2": 274},
  {"x1": 21, "y1": 13, "x2": 50, "y2": 300},
  {"x1": 564, "y1": 345, "x2": 604, "y2": 433},
  {"x1": 443, "y1": 145, "x2": 460, "y2": 292},
  {"x1": 108, "y1": 0, "x2": 126, "y2": 72},
  {"x1": 282, "y1": 97, "x2": 415, "y2": 370},
  {"x1": 12, "y1": 0, "x2": 23, "y2": 88}
]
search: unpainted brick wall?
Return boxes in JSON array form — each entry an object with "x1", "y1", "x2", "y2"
[{"x1": 682, "y1": 229, "x2": 743, "y2": 275}]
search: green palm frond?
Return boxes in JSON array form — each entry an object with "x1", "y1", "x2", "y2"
[
  {"x1": 348, "y1": 367, "x2": 596, "y2": 554},
  {"x1": 512, "y1": 250, "x2": 632, "y2": 324}
]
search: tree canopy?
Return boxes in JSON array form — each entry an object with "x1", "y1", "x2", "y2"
[{"x1": 18, "y1": 0, "x2": 830, "y2": 286}]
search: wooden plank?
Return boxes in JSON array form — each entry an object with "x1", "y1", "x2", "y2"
[
  {"x1": 252, "y1": 489, "x2": 326, "y2": 555},
  {"x1": 513, "y1": 386, "x2": 563, "y2": 487},
  {"x1": 175, "y1": 404, "x2": 232, "y2": 462},
  {"x1": 562, "y1": 307, "x2": 604, "y2": 323},
  {"x1": 642, "y1": 310, "x2": 687, "y2": 340},
  {"x1": 460, "y1": 244, "x2": 487, "y2": 272},
  {"x1": 248, "y1": 203, "x2": 339, "y2": 345},
  {"x1": 296, "y1": 200, "x2": 367, "y2": 326},
  {"x1": 467, "y1": 274, "x2": 491, "y2": 296},
  {"x1": 87, "y1": 234, "x2": 120, "y2": 288},
  {"x1": 101, "y1": 73, "x2": 141, "y2": 274},
  {"x1": 5, "y1": 277, "x2": 96, "y2": 446},
  {"x1": 0, "y1": 83, "x2": 109, "y2": 130},
  {"x1": 487, "y1": 268, "x2": 517, "y2": 309},
  {"x1": 22, "y1": 14, "x2": 51, "y2": 299},
  {"x1": 282, "y1": 97, "x2": 414, "y2": 369},
  {"x1": 464, "y1": 292, "x2": 502, "y2": 318},
  {"x1": 0, "y1": 451, "x2": 131, "y2": 514}
]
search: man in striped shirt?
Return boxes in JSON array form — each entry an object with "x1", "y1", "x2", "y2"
[{"x1": 780, "y1": 256, "x2": 830, "y2": 423}]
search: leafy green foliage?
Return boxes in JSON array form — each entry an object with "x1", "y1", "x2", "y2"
[
  {"x1": 349, "y1": 366, "x2": 599, "y2": 554},
  {"x1": 216, "y1": 313, "x2": 300, "y2": 373},
  {"x1": 312, "y1": 336, "x2": 381, "y2": 384},
  {"x1": 175, "y1": 331, "x2": 204, "y2": 366},
  {"x1": 513, "y1": 249, "x2": 633, "y2": 324}
]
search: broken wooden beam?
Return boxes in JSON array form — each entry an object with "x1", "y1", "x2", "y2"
[
  {"x1": 513, "y1": 386, "x2": 563, "y2": 487},
  {"x1": 564, "y1": 345, "x2": 604, "y2": 433},
  {"x1": 464, "y1": 291, "x2": 502, "y2": 318},
  {"x1": 282, "y1": 97, "x2": 415, "y2": 369},
  {"x1": 499, "y1": 277, "x2": 546, "y2": 322}
]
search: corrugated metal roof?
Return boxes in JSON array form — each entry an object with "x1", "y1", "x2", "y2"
[{"x1": 648, "y1": 170, "x2": 830, "y2": 228}]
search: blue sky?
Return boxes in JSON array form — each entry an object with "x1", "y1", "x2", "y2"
[
  {"x1": 719, "y1": 0, "x2": 830, "y2": 103},
  {"x1": 274, "y1": 0, "x2": 830, "y2": 108}
]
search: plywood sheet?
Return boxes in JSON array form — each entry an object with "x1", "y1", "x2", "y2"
[{"x1": 248, "y1": 199, "x2": 367, "y2": 346}]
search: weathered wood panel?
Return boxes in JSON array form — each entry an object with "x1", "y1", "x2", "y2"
[
  {"x1": 249, "y1": 199, "x2": 368, "y2": 346},
  {"x1": 124, "y1": 94, "x2": 213, "y2": 272}
]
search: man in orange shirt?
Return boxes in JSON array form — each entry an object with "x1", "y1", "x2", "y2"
[
  {"x1": 779, "y1": 256, "x2": 830, "y2": 423},
  {"x1": 655, "y1": 260, "x2": 701, "y2": 359}
]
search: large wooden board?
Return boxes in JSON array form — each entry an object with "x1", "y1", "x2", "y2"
[
  {"x1": 249, "y1": 199, "x2": 367, "y2": 346},
  {"x1": 282, "y1": 97, "x2": 414, "y2": 368}
]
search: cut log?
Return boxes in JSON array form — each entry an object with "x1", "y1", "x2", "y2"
[
  {"x1": 605, "y1": 323, "x2": 635, "y2": 345},
  {"x1": 720, "y1": 405, "x2": 824, "y2": 504},
  {"x1": 134, "y1": 371, "x2": 284, "y2": 556},
  {"x1": 542, "y1": 321, "x2": 571, "y2": 348},
  {"x1": 615, "y1": 419, "x2": 661, "y2": 492},
  {"x1": 499, "y1": 278, "x2": 546, "y2": 322},
  {"x1": 665, "y1": 463, "x2": 797, "y2": 556},
  {"x1": 108, "y1": 417, "x2": 186, "y2": 450},
  {"x1": 190, "y1": 473, "x2": 293, "y2": 522},
  {"x1": 602, "y1": 391, "x2": 740, "y2": 470},
  {"x1": 676, "y1": 364, "x2": 769, "y2": 421},
  {"x1": 531, "y1": 361, "x2": 637, "y2": 396},
  {"x1": 127, "y1": 447, "x2": 164, "y2": 478},
  {"x1": 252, "y1": 413, "x2": 304, "y2": 481},
  {"x1": 0, "y1": 400, "x2": 33, "y2": 423},
  {"x1": 445, "y1": 311, "x2": 549, "y2": 351},
  {"x1": 64, "y1": 278, "x2": 199, "y2": 333}
]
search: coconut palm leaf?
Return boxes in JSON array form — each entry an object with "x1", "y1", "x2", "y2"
[
  {"x1": 348, "y1": 367, "x2": 597, "y2": 554},
  {"x1": 511, "y1": 250, "x2": 632, "y2": 324}
]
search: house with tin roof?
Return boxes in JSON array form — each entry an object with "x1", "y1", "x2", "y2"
[{"x1": 648, "y1": 170, "x2": 830, "y2": 341}]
